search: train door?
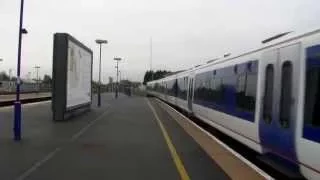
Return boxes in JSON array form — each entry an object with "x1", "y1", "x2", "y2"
[
  {"x1": 187, "y1": 75, "x2": 194, "y2": 112},
  {"x1": 259, "y1": 43, "x2": 300, "y2": 162}
]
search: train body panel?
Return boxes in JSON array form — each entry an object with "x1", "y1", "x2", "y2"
[
  {"x1": 192, "y1": 103, "x2": 263, "y2": 153},
  {"x1": 295, "y1": 33, "x2": 320, "y2": 179}
]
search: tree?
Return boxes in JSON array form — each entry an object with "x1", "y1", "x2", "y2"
[
  {"x1": 143, "y1": 70, "x2": 152, "y2": 85},
  {"x1": 143, "y1": 70, "x2": 172, "y2": 85},
  {"x1": 43, "y1": 74, "x2": 52, "y2": 84},
  {"x1": 0, "y1": 71, "x2": 10, "y2": 81}
]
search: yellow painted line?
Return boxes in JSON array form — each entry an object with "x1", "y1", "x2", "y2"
[
  {"x1": 146, "y1": 99, "x2": 190, "y2": 180},
  {"x1": 155, "y1": 98, "x2": 272, "y2": 180}
]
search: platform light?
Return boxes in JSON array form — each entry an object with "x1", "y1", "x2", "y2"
[
  {"x1": 114, "y1": 57, "x2": 122, "y2": 98},
  {"x1": 95, "y1": 39, "x2": 108, "y2": 107}
]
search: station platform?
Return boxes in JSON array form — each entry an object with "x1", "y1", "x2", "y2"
[{"x1": 0, "y1": 93, "x2": 269, "y2": 180}]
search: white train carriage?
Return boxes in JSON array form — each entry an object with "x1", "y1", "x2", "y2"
[{"x1": 147, "y1": 29, "x2": 320, "y2": 179}]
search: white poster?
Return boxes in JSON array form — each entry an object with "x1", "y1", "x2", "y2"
[{"x1": 66, "y1": 40, "x2": 92, "y2": 108}]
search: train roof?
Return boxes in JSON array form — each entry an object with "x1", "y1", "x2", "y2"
[{"x1": 148, "y1": 28, "x2": 320, "y2": 84}]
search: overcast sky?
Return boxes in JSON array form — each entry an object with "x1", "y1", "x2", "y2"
[{"x1": 0, "y1": 0, "x2": 320, "y2": 82}]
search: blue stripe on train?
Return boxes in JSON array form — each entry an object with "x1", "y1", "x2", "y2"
[
  {"x1": 303, "y1": 125, "x2": 320, "y2": 143},
  {"x1": 193, "y1": 99, "x2": 255, "y2": 122}
]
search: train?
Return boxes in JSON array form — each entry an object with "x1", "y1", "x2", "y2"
[{"x1": 147, "y1": 29, "x2": 320, "y2": 179}]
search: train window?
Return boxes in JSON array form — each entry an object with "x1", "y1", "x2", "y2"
[
  {"x1": 236, "y1": 71, "x2": 257, "y2": 112},
  {"x1": 177, "y1": 77, "x2": 188, "y2": 100},
  {"x1": 194, "y1": 73, "x2": 204, "y2": 101},
  {"x1": 304, "y1": 68, "x2": 320, "y2": 127},
  {"x1": 212, "y1": 78, "x2": 222, "y2": 90},
  {"x1": 279, "y1": 61, "x2": 292, "y2": 128},
  {"x1": 194, "y1": 75, "x2": 200, "y2": 101},
  {"x1": 263, "y1": 64, "x2": 274, "y2": 124},
  {"x1": 236, "y1": 74, "x2": 246, "y2": 109},
  {"x1": 246, "y1": 73, "x2": 257, "y2": 98},
  {"x1": 304, "y1": 46, "x2": 320, "y2": 127},
  {"x1": 237, "y1": 74, "x2": 246, "y2": 92}
]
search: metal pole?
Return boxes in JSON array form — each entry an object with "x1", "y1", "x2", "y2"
[
  {"x1": 37, "y1": 67, "x2": 38, "y2": 92},
  {"x1": 115, "y1": 60, "x2": 119, "y2": 98},
  {"x1": 35, "y1": 66, "x2": 40, "y2": 92},
  {"x1": 98, "y1": 43, "x2": 102, "y2": 107},
  {"x1": 14, "y1": 0, "x2": 25, "y2": 141},
  {"x1": 150, "y1": 37, "x2": 153, "y2": 81}
]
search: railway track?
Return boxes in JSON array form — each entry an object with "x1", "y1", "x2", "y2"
[{"x1": 0, "y1": 96, "x2": 51, "y2": 107}]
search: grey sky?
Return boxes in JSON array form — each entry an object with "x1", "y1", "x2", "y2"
[{"x1": 0, "y1": 0, "x2": 320, "y2": 82}]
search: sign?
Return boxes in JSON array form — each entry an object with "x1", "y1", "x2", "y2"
[{"x1": 52, "y1": 33, "x2": 93, "y2": 121}]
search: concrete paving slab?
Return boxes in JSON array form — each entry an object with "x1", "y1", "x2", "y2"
[
  {"x1": 0, "y1": 93, "x2": 117, "y2": 180},
  {"x1": 24, "y1": 96, "x2": 179, "y2": 180}
]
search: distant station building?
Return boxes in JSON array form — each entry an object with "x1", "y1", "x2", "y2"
[{"x1": 108, "y1": 77, "x2": 113, "y2": 84}]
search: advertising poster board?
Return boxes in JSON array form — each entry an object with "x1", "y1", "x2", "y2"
[{"x1": 52, "y1": 33, "x2": 93, "y2": 121}]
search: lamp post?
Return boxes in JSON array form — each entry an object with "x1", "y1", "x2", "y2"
[
  {"x1": 34, "y1": 66, "x2": 40, "y2": 92},
  {"x1": 150, "y1": 37, "x2": 153, "y2": 81},
  {"x1": 95, "y1": 39, "x2": 108, "y2": 107},
  {"x1": 113, "y1": 57, "x2": 122, "y2": 98},
  {"x1": 27, "y1": 72, "x2": 31, "y2": 80},
  {"x1": 0, "y1": 59, "x2": 3, "y2": 73},
  {"x1": 118, "y1": 70, "x2": 122, "y2": 93},
  {"x1": 14, "y1": 0, "x2": 28, "y2": 141}
]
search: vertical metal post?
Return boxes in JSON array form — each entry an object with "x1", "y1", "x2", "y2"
[
  {"x1": 98, "y1": 43, "x2": 102, "y2": 107},
  {"x1": 34, "y1": 66, "x2": 40, "y2": 92},
  {"x1": 150, "y1": 37, "x2": 153, "y2": 81},
  {"x1": 37, "y1": 67, "x2": 38, "y2": 92},
  {"x1": 14, "y1": 0, "x2": 25, "y2": 141},
  {"x1": 115, "y1": 60, "x2": 119, "y2": 98}
]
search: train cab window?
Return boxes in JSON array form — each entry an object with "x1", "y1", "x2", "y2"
[
  {"x1": 279, "y1": 61, "x2": 292, "y2": 128},
  {"x1": 263, "y1": 64, "x2": 274, "y2": 124}
]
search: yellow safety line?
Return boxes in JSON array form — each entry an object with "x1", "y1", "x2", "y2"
[{"x1": 146, "y1": 99, "x2": 190, "y2": 180}]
